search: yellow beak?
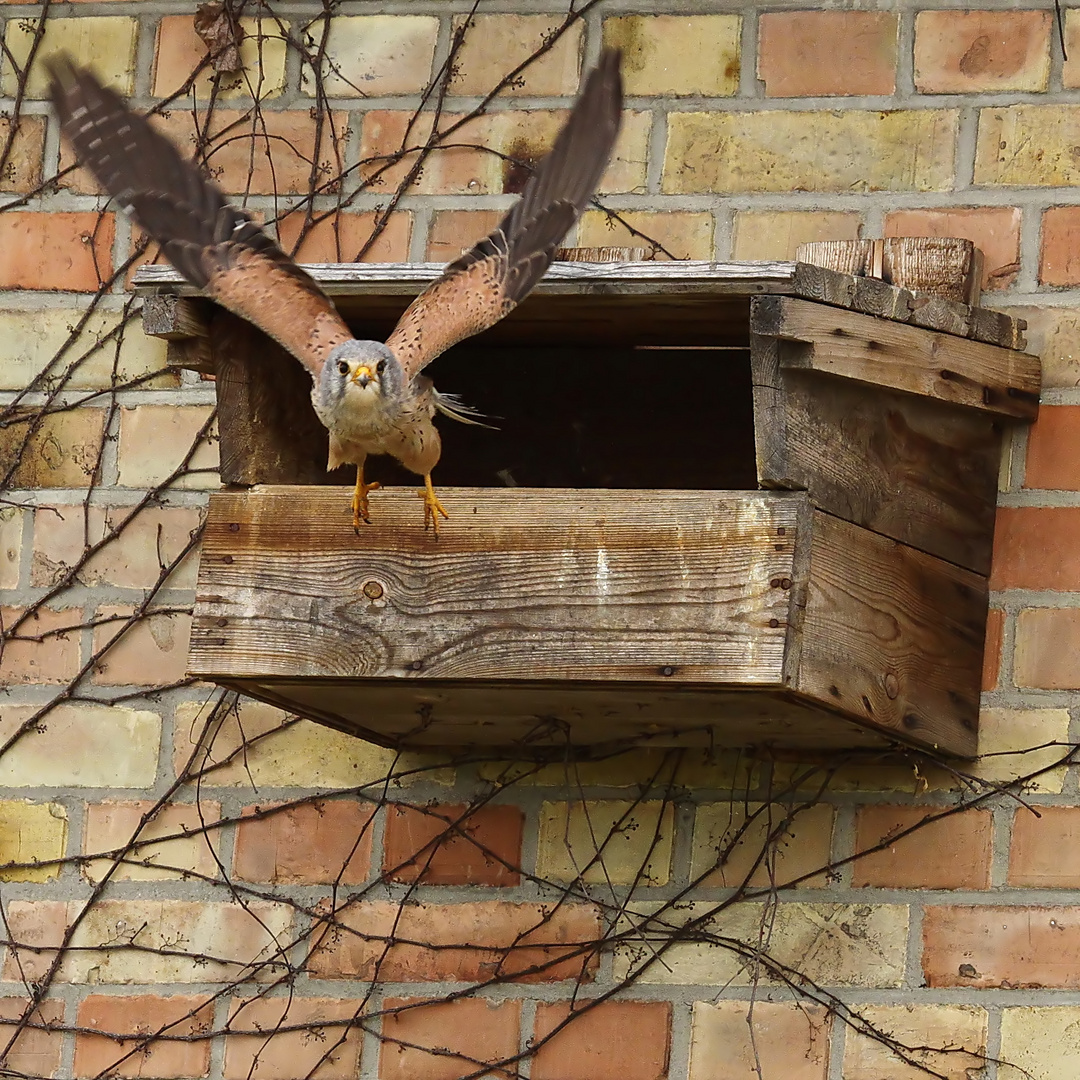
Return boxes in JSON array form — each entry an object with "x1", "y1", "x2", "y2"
[{"x1": 352, "y1": 365, "x2": 373, "y2": 388}]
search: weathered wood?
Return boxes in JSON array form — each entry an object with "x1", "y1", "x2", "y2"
[
  {"x1": 211, "y1": 312, "x2": 340, "y2": 486},
  {"x1": 190, "y1": 487, "x2": 804, "y2": 685},
  {"x1": 225, "y1": 679, "x2": 887, "y2": 752},
  {"x1": 142, "y1": 294, "x2": 212, "y2": 340},
  {"x1": 554, "y1": 246, "x2": 649, "y2": 262},
  {"x1": 751, "y1": 296, "x2": 1040, "y2": 419},
  {"x1": 795, "y1": 512, "x2": 985, "y2": 757},
  {"x1": 789, "y1": 261, "x2": 1025, "y2": 349},
  {"x1": 881, "y1": 236, "x2": 981, "y2": 306},
  {"x1": 750, "y1": 338, "x2": 1002, "y2": 574},
  {"x1": 795, "y1": 240, "x2": 876, "y2": 278},
  {"x1": 166, "y1": 337, "x2": 214, "y2": 374}
]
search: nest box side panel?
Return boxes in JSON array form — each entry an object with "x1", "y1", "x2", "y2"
[
  {"x1": 794, "y1": 511, "x2": 985, "y2": 757},
  {"x1": 189, "y1": 486, "x2": 800, "y2": 687}
]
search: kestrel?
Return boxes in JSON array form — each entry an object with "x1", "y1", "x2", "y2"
[{"x1": 48, "y1": 51, "x2": 623, "y2": 536}]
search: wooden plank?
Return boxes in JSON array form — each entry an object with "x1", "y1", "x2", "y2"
[
  {"x1": 554, "y1": 246, "x2": 648, "y2": 262},
  {"x1": 190, "y1": 487, "x2": 805, "y2": 685},
  {"x1": 166, "y1": 337, "x2": 214, "y2": 375},
  {"x1": 224, "y1": 678, "x2": 887, "y2": 752},
  {"x1": 211, "y1": 312, "x2": 342, "y2": 486},
  {"x1": 789, "y1": 261, "x2": 1025, "y2": 349},
  {"x1": 795, "y1": 240, "x2": 875, "y2": 278},
  {"x1": 750, "y1": 338, "x2": 1001, "y2": 574},
  {"x1": 141, "y1": 294, "x2": 212, "y2": 340},
  {"x1": 795, "y1": 512, "x2": 985, "y2": 757},
  {"x1": 751, "y1": 295, "x2": 1040, "y2": 419}
]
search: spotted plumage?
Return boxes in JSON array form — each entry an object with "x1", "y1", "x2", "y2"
[{"x1": 48, "y1": 51, "x2": 623, "y2": 535}]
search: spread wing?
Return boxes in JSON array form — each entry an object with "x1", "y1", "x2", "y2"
[
  {"x1": 47, "y1": 57, "x2": 353, "y2": 378},
  {"x1": 385, "y1": 48, "x2": 623, "y2": 381}
]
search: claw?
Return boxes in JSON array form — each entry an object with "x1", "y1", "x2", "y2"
[
  {"x1": 352, "y1": 464, "x2": 381, "y2": 532},
  {"x1": 417, "y1": 473, "x2": 449, "y2": 538}
]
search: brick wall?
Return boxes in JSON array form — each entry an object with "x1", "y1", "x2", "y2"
[{"x1": 4, "y1": 2, "x2": 1080, "y2": 1078}]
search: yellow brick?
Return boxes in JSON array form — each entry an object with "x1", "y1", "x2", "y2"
[
  {"x1": 974, "y1": 708, "x2": 1071, "y2": 794},
  {"x1": 731, "y1": 210, "x2": 863, "y2": 260},
  {"x1": 1002, "y1": 305, "x2": 1080, "y2": 389},
  {"x1": 7, "y1": 899, "x2": 291, "y2": 983},
  {"x1": 3, "y1": 17, "x2": 138, "y2": 98},
  {"x1": 845, "y1": 1004, "x2": 986, "y2": 1080},
  {"x1": 0, "y1": 408, "x2": 107, "y2": 489},
  {"x1": 577, "y1": 210, "x2": 714, "y2": 259},
  {"x1": 117, "y1": 405, "x2": 218, "y2": 490},
  {"x1": 0, "y1": 801, "x2": 67, "y2": 883},
  {"x1": 0, "y1": 507, "x2": 23, "y2": 591},
  {"x1": 0, "y1": 116, "x2": 45, "y2": 194},
  {"x1": 0, "y1": 704, "x2": 160, "y2": 788},
  {"x1": 83, "y1": 801, "x2": 221, "y2": 883},
  {"x1": 614, "y1": 901, "x2": 908, "y2": 987},
  {"x1": 604, "y1": 15, "x2": 740, "y2": 96},
  {"x1": 689, "y1": 1000, "x2": 830, "y2": 1080},
  {"x1": 1065, "y1": 12, "x2": 1080, "y2": 89},
  {"x1": 1000, "y1": 1007, "x2": 1080, "y2": 1080},
  {"x1": 0, "y1": 309, "x2": 171, "y2": 392},
  {"x1": 153, "y1": 16, "x2": 290, "y2": 100},
  {"x1": 449, "y1": 15, "x2": 582, "y2": 96},
  {"x1": 92, "y1": 607, "x2": 191, "y2": 686},
  {"x1": 537, "y1": 800, "x2": 674, "y2": 885},
  {"x1": 304, "y1": 16, "x2": 438, "y2": 97},
  {"x1": 174, "y1": 700, "x2": 453, "y2": 787},
  {"x1": 664, "y1": 110, "x2": 957, "y2": 194},
  {"x1": 976, "y1": 106, "x2": 1080, "y2": 186},
  {"x1": 691, "y1": 802, "x2": 833, "y2": 888}
]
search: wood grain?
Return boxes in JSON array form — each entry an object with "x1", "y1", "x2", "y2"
[
  {"x1": 751, "y1": 296, "x2": 1040, "y2": 419},
  {"x1": 881, "y1": 236, "x2": 981, "y2": 306},
  {"x1": 142, "y1": 294, "x2": 212, "y2": 340},
  {"x1": 750, "y1": 338, "x2": 1002, "y2": 574},
  {"x1": 191, "y1": 486, "x2": 804, "y2": 684},
  {"x1": 212, "y1": 313, "x2": 343, "y2": 486},
  {"x1": 795, "y1": 512, "x2": 985, "y2": 757}
]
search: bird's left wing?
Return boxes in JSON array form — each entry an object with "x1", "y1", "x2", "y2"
[
  {"x1": 47, "y1": 58, "x2": 353, "y2": 378},
  {"x1": 385, "y1": 48, "x2": 623, "y2": 381}
]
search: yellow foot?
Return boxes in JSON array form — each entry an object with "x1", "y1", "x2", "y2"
[
  {"x1": 352, "y1": 478, "x2": 381, "y2": 531},
  {"x1": 417, "y1": 474, "x2": 449, "y2": 538}
]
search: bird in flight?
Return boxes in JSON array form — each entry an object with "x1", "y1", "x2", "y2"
[{"x1": 49, "y1": 50, "x2": 623, "y2": 537}]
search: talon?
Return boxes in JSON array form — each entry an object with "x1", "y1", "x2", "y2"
[
  {"x1": 352, "y1": 465, "x2": 380, "y2": 532},
  {"x1": 417, "y1": 474, "x2": 449, "y2": 538}
]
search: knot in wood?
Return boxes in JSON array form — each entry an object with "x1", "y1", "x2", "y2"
[
  {"x1": 883, "y1": 672, "x2": 899, "y2": 699},
  {"x1": 362, "y1": 580, "x2": 384, "y2": 600}
]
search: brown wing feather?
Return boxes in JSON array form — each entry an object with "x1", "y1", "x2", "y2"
[
  {"x1": 47, "y1": 56, "x2": 352, "y2": 378},
  {"x1": 385, "y1": 49, "x2": 623, "y2": 380}
]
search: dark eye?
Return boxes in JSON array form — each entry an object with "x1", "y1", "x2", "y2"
[
  {"x1": 376, "y1": 359, "x2": 387, "y2": 375},
  {"x1": 337, "y1": 360, "x2": 349, "y2": 376}
]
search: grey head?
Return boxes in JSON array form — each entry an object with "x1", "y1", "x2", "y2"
[{"x1": 316, "y1": 340, "x2": 404, "y2": 415}]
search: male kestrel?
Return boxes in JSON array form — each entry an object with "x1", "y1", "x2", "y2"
[{"x1": 48, "y1": 50, "x2": 623, "y2": 536}]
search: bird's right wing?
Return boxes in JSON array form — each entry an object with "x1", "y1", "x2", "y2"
[{"x1": 47, "y1": 58, "x2": 353, "y2": 378}]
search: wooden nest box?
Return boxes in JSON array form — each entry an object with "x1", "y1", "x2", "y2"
[{"x1": 136, "y1": 238, "x2": 1040, "y2": 759}]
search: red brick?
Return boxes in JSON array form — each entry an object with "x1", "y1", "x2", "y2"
[
  {"x1": 0, "y1": 607, "x2": 81, "y2": 685},
  {"x1": 1010, "y1": 808, "x2": 1080, "y2": 887},
  {"x1": 380, "y1": 997, "x2": 520, "y2": 1080},
  {"x1": 91, "y1": 606, "x2": 191, "y2": 685},
  {"x1": 1040, "y1": 206, "x2": 1080, "y2": 285},
  {"x1": 309, "y1": 900, "x2": 600, "y2": 983},
  {"x1": 531, "y1": 1001, "x2": 671, "y2": 1080},
  {"x1": 915, "y1": 10, "x2": 1051, "y2": 93},
  {"x1": 923, "y1": 906, "x2": 1080, "y2": 987},
  {"x1": 233, "y1": 800, "x2": 374, "y2": 884},
  {"x1": 852, "y1": 806, "x2": 992, "y2": 889},
  {"x1": 989, "y1": 507, "x2": 1080, "y2": 590},
  {"x1": 224, "y1": 997, "x2": 364, "y2": 1080},
  {"x1": 983, "y1": 608, "x2": 1004, "y2": 691},
  {"x1": 884, "y1": 207, "x2": 1021, "y2": 291},
  {"x1": 1014, "y1": 608, "x2": 1080, "y2": 689},
  {"x1": 383, "y1": 803, "x2": 523, "y2": 886},
  {"x1": 426, "y1": 210, "x2": 503, "y2": 262},
  {"x1": 154, "y1": 110, "x2": 345, "y2": 197},
  {"x1": 1025, "y1": 406, "x2": 1080, "y2": 489},
  {"x1": 757, "y1": 12, "x2": 897, "y2": 97},
  {"x1": 277, "y1": 210, "x2": 411, "y2": 263},
  {"x1": 0, "y1": 212, "x2": 115, "y2": 291},
  {"x1": 75, "y1": 994, "x2": 213, "y2": 1078},
  {"x1": 0, "y1": 999, "x2": 63, "y2": 1078}
]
